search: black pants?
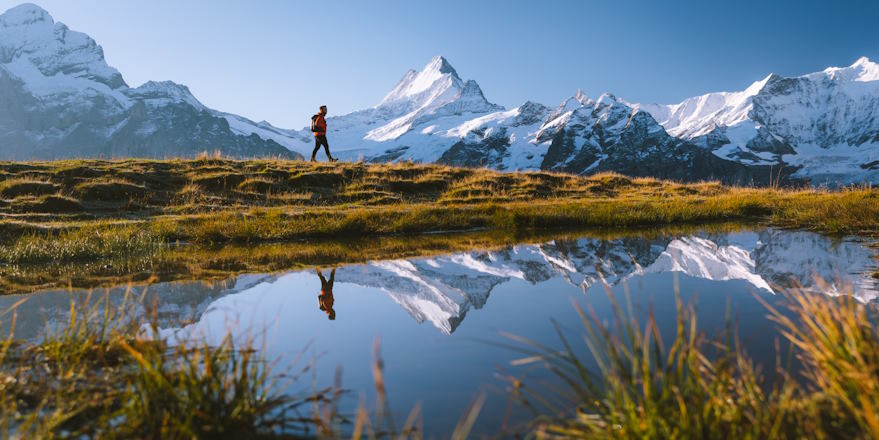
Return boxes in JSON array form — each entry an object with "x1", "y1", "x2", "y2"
[
  {"x1": 312, "y1": 135, "x2": 331, "y2": 159},
  {"x1": 317, "y1": 268, "x2": 335, "y2": 291}
]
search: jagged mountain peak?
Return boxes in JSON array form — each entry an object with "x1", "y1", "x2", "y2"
[
  {"x1": 129, "y1": 80, "x2": 205, "y2": 109},
  {"x1": 364, "y1": 56, "x2": 502, "y2": 142},
  {"x1": 574, "y1": 88, "x2": 590, "y2": 104},
  {"x1": 0, "y1": 3, "x2": 51, "y2": 25},
  {"x1": 425, "y1": 55, "x2": 460, "y2": 78},
  {"x1": 0, "y1": 3, "x2": 126, "y2": 90},
  {"x1": 135, "y1": 80, "x2": 193, "y2": 93},
  {"x1": 745, "y1": 73, "x2": 778, "y2": 95},
  {"x1": 551, "y1": 89, "x2": 593, "y2": 117},
  {"x1": 816, "y1": 56, "x2": 879, "y2": 82},
  {"x1": 853, "y1": 56, "x2": 875, "y2": 66},
  {"x1": 377, "y1": 55, "x2": 464, "y2": 107},
  {"x1": 594, "y1": 92, "x2": 622, "y2": 108}
]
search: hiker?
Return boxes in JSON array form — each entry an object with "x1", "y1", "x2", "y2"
[
  {"x1": 311, "y1": 105, "x2": 338, "y2": 162},
  {"x1": 317, "y1": 267, "x2": 336, "y2": 320}
]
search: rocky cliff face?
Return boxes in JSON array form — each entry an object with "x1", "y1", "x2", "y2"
[{"x1": 535, "y1": 93, "x2": 776, "y2": 184}]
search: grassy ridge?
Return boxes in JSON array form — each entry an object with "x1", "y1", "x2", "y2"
[
  {"x1": 0, "y1": 159, "x2": 877, "y2": 290},
  {"x1": 0, "y1": 158, "x2": 875, "y2": 239}
]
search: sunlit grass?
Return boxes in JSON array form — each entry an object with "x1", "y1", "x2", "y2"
[
  {"x1": 0, "y1": 289, "x2": 309, "y2": 438},
  {"x1": 0, "y1": 288, "x2": 479, "y2": 439},
  {"x1": 0, "y1": 159, "x2": 877, "y2": 291}
]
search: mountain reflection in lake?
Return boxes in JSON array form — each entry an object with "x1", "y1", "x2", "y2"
[{"x1": 2, "y1": 228, "x2": 877, "y2": 436}]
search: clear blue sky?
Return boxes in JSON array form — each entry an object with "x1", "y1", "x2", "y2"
[{"x1": 3, "y1": 0, "x2": 878, "y2": 128}]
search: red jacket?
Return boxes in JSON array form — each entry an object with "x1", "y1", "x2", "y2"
[
  {"x1": 319, "y1": 291, "x2": 334, "y2": 310},
  {"x1": 313, "y1": 113, "x2": 327, "y2": 137}
]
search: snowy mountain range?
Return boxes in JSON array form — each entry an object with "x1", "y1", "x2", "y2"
[
  {"x1": 2, "y1": 4, "x2": 878, "y2": 184},
  {"x1": 0, "y1": 4, "x2": 298, "y2": 159}
]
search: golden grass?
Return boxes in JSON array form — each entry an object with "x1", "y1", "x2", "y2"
[
  {"x1": 0, "y1": 288, "x2": 479, "y2": 438},
  {"x1": 0, "y1": 159, "x2": 876, "y2": 284},
  {"x1": 512, "y1": 281, "x2": 879, "y2": 439}
]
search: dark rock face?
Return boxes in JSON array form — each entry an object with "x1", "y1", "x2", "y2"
[
  {"x1": 438, "y1": 129, "x2": 511, "y2": 169},
  {"x1": 513, "y1": 101, "x2": 550, "y2": 126},
  {"x1": 368, "y1": 146, "x2": 411, "y2": 163},
  {"x1": 535, "y1": 96, "x2": 789, "y2": 184}
]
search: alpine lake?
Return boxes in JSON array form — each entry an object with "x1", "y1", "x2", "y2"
[{"x1": 2, "y1": 227, "x2": 877, "y2": 437}]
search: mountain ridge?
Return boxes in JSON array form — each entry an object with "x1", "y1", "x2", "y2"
[{"x1": 0, "y1": 3, "x2": 300, "y2": 160}]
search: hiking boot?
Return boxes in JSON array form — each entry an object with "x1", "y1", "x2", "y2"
[
  {"x1": 310, "y1": 157, "x2": 316, "y2": 162},
  {"x1": 329, "y1": 157, "x2": 339, "y2": 163}
]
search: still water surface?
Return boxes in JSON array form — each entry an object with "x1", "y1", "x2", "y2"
[{"x1": 3, "y1": 228, "x2": 878, "y2": 436}]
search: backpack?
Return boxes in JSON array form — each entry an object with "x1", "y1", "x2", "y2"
[{"x1": 310, "y1": 114, "x2": 320, "y2": 133}]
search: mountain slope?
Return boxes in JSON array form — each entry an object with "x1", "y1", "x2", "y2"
[
  {"x1": 635, "y1": 58, "x2": 879, "y2": 184},
  {"x1": 0, "y1": 4, "x2": 300, "y2": 159},
  {"x1": 534, "y1": 92, "x2": 774, "y2": 183},
  {"x1": 276, "y1": 56, "x2": 879, "y2": 184}
]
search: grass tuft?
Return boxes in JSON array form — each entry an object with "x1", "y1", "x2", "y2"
[
  {"x1": 73, "y1": 178, "x2": 147, "y2": 202},
  {"x1": 12, "y1": 194, "x2": 84, "y2": 213},
  {"x1": 0, "y1": 179, "x2": 59, "y2": 199}
]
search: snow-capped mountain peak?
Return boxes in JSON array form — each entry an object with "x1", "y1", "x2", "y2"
[
  {"x1": 633, "y1": 56, "x2": 879, "y2": 183},
  {"x1": 377, "y1": 55, "x2": 463, "y2": 107},
  {"x1": 363, "y1": 55, "x2": 503, "y2": 142},
  {"x1": 574, "y1": 88, "x2": 591, "y2": 105},
  {"x1": 0, "y1": 3, "x2": 126, "y2": 92},
  {"x1": 814, "y1": 56, "x2": 879, "y2": 83},
  {"x1": 0, "y1": 3, "x2": 297, "y2": 160},
  {"x1": 128, "y1": 80, "x2": 206, "y2": 109},
  {"x1": 1, "y1": 3, "x2": 49, "y2": 26},
  {"x1": 545, "y1": 89, "x2": 593, "y2": 125}
]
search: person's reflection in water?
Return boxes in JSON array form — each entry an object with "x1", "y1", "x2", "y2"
[{"x1": 317, "y1": 268, "x2": 336, "y2": 320}]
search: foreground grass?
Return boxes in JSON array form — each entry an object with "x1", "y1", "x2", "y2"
[
  {"x1": 4, "y1": 278, "x2": 879, "y2": 438},
  {"x1": 510, "y1": 282, "x2": 879, "y2": 439},
  {"x1": 0, "y1": 290, "x2": 478, "y2": 439},
  {"x1": 0, "y1": 292, "x2": 317, "y2": 438}
]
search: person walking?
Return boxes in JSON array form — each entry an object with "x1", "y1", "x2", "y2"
[
  {"x1": 311, "y1": 105, "x2": 337, "y2": 162},
  {"x1": 316, "y1": 267, "x2": 336, "y2": 320}
]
